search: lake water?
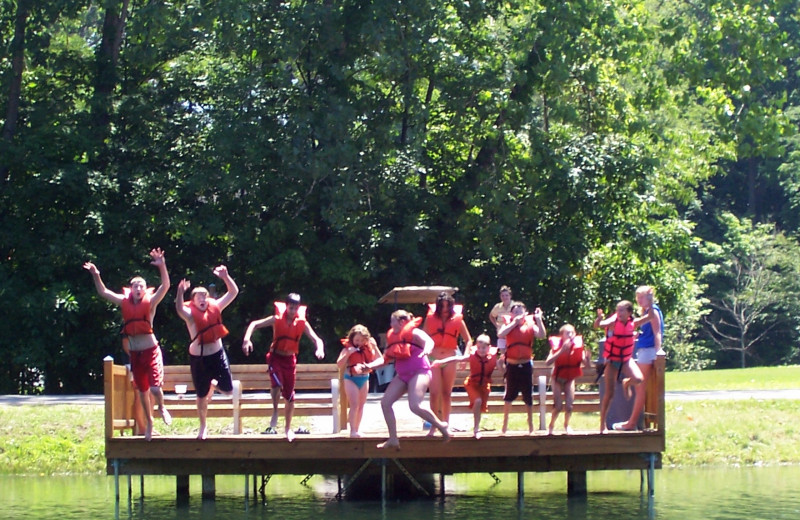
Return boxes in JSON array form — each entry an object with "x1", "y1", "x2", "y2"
[{"x1": 2, "y1": 466, "x2": 799, "y2": 519}]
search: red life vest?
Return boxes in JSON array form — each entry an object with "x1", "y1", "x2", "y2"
[
  {"x1": 185, "y1": 300, "x2": 229, "y2": 345},
  {"x1": 604, "y1": 318, "x2": 635, "y2": 362},
  {"x1": 384, "y1": 317, "x2": 424, "y2": 360},
  {"x1": 270, "y1": 301, "x2": 307, "y2": 354},
  {"x1": 549, "y1": 335, "x2": 585, "y2": 381},
  {"x1": 505, "y1": 316, "x2": 536, "y2": 360},
  {"x1": 340, "y1": 338, "x2": 378, "y2": 375},
  {"x1": 466, "y1": 351, "x2": 497, "y2": 387},
  {"x1": 120, "y1": 287, "x2": 155, "y2": 336},
  {"x1": 424, "y1": 303, "x2": 464, "y2": 350}
]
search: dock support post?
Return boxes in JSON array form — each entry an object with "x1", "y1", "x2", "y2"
[
  {"x1": 127, "y1": 475, "x2": 132, "y2": 501},
  {"x1": 202, "y1": 474, "x2": 216, "y2": 499},
  {"x1": 517, "y1": 471, "x2": 524, "y2": 502},
  {"x1": 113, "y1": 459, "x2": 120, "y2": 502},
  {"x1": 567, "y1": 471, "x2": 587, "y2": 497},
  {"x1": 244, "y1": 474, "x2": 249, "y2": 503},
  {"x1": 176, "y1": 475, "x2": 190, "y2": 501},
  {"x1": 648, "y1": 453, "x2": 655, "y2": 497},
  {"x1": 538, "y1": 376, "x2": 547, "y2": 430},
  {"x1": 439, "y1": 473, "x2": 445, "y2": 497},
  {"x1": 381, "y1": 459, "x2": 387, "y2": 503},
  {"x1": 139, "y1": 475, "x2": 144, "y2": 498}
]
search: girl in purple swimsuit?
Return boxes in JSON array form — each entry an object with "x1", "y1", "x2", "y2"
[{"x1": 358, "y1": 310, "x2": 450, "y2": 449}]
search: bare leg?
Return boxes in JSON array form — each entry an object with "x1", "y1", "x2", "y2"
[
  {"x1": 353, "y1": 382, "x2": 369, "y2": 437},
  {"x1": 526, "y1": 404, "x2": 533, "y2": 434},
  {"x1": 619, "y1": 361, "x2": 649, "y2": 430},
  {"x1": 377, "y1": 377, "x2": 407, "y2": 450},
  {"x1": 139, "y1": 389, "x2": 154, "y2": 441},
  {"x1": 439, "y1": 361, "x2": 457, "y2": 424},
  {"x1": 427, "y1": 366, "x2": 443, "y2": 436},
  {"x1": 407, "y1": 372, "x2": 449, "y2": 441},
  {"x1": 549, "y1": 380, "x2": 563, "y2": 435},
  {"x1": 564, "y1": 380, "x2": 575, "y2": 433},
  {"x1": 599, "y1": 365, "x2": 617, "y2": 433},
  {"x1": 269, "y1": 387, "x2": 281, "y2": 430},
  {"x1": 285, "y1": 400, "x2": 295, "y2": 442},
  {"x1": 472, "y1": 399, "x2": 482, "y2": 438},
  {"x1": 501, "y1": 401, "x2": 511, "y2": 434},
  {"x1": 344, "y1": 378, "x2": 361, "y2": 436},
  {"x1": 197, "y1": 394, "x2": 208, "y2": 440},
  {"x1": 150, "y1": 386, "x2": 171, "y2": 426}
]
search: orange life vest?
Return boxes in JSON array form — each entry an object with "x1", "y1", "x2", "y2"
[
  {"x1": 384, "y1": 317, "x2": 424, "y2": 360},
  {"x1": 120, "y1": 287, "x2": 155, "y2": 336},
  {"x1": 186, "y1": 300, "x2": 229, "y2": 345},
  {"x1": 604, "y1": 318, "x2": 635, "y2": 362},
  {"x1": 505, "y1": 316, "x2": 536, "y2": 360},
  {"x1": 549, "y1": 335, "x2": 585, "y2": 381},
  {"x1": 340, "y1": 338, "x2": 378, "y2": 375},
  {"x1": 270, "y1": 301, "x2": 307, "y2": 354},
  {"x1": 424, "y1": 303, "x2": 464, "y2": 350},
  {"x1": 466, "y1": 350, "x2": 498, "y2": 388}
]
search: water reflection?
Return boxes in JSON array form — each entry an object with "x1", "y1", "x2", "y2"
[{"x1": 2, "y1": 466, "x2": 800, "y2": 519}]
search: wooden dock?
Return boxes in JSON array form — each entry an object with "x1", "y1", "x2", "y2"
[{"x1": 105, "y1": 354, "x2": 666, "y2": 501}]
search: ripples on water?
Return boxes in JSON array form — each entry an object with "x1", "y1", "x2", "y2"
[{"x1": 2, "y1": 467, "x2": 800, "y2": 519}]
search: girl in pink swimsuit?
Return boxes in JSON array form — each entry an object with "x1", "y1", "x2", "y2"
[{"x1": 358, "y1": 310, "x2": 450, "y2": 450}]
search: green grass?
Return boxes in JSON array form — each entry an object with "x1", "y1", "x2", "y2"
[{"x1": 665, "y1": 365, "x2": 800, "y2": 391}]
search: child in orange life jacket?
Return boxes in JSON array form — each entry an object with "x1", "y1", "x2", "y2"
[
  {"x1": 83, "y1": 248, "x2": 172, "y2": 442},
  {"x1": 175, "y1": 265, "x2": 239, "y2": 440},
  {"x1": 242, "y1": 293, "x2": 325, "y2": 442},
  {"x1": 497, "y1": 302, "x2": 547, "y2": 434},
  {"x1": 545, "y1": 324, "x2": 590, "y2": 435},
  {"x1": 594, "y1": 301, "x2": 648, "y2": 434},
  {"x1": 336, "y1": 324, "x2": 383, "y2": 438},
  {"x1": 431, "y1": 334, "x2": 497, "y2": 439}
]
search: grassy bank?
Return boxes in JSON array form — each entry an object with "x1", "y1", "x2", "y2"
[{"x1": 2, "y1": 365, "x2": 799, "y2": 474}]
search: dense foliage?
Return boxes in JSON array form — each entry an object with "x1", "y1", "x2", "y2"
[{"x1": 2, "y1": 0, "x2": 799, "y2": 393}]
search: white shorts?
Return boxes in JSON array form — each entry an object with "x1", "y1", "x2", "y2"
[{"x1": 635, "y1": 347, "x2": 663, "y2": 365}]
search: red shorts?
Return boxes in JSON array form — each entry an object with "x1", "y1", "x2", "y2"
[
  {"x1": 130, "y1": 346, "x2": 164, "y2": 392},
  {"x1": 267, "y1": 352, "x2": 297, "y2": 401},
  {"x1": 465, "y1": 377, "x2": 491, "y2": 413}
]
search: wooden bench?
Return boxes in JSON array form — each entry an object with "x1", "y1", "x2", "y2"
[
  {"x1": 443, "y1": 356, "x2": 665, "y2": 432},
  {"x1": 103, "y1": 356, "x2": 344, "y2": 438}
]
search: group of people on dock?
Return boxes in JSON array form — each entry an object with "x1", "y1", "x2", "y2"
[{"x1": 85, "y1": 250, "x2": 663, "y2": 446}]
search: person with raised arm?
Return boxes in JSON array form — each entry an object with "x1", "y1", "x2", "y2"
[
  {"x1": 83, "y1": 248, "x2": 172, "y2": 441},
  {"x1": 175, "y1": 265, "x2": 239, "y2": 440}
]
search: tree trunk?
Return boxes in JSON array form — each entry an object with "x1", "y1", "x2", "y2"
[
  {"x1": 90, "y1": 0, "x2": 129, "y2": 167},
  {"x1": 1, "y1": 0, "x2": 30, "y2": 180}
]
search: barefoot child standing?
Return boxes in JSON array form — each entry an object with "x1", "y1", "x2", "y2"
[
  {"x1": 432, "y1": 334, "x2": 497, "y2": 438},
  {"x1": 337, "y1": 324, "x2": 383, "y2": 437},
  {"x1": 545, "y1": 324, "x2": 590, "y2": 434}
]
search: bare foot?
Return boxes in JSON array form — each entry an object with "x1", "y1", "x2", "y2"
[
  {"x1": 473, "y1": 430, "x2": 482, "y2": 440},
  {"x1": 622, "y1": 378, "x2": 633, "y2": 399},
  {"x1": 197, "y1": 426, "x2": 208, "y2": 440},
  {"x1": 286, "y1": 430, "x2": 296, "y2": 442},
  {"x1": 548, "y1": 427, "x2": 554, "y2": 435},
  {"x1": 565, "y1": 426, "x2": 574, "y2": 435},
  {"x1": 426, "y1": 427, "x2": 437, "y2": 437},
  {"x1": 161, "y1": 407, "x2": 172, "y2": 426},
  {"x1": 377, "y1": 439, "x2": 401, "y2": 450},
  {"x1": 439, "y1": 425, "x2": 451, "y2": 443},
  {"x1": 349, "y1": 431, "x2": 363, "y2": 438}
]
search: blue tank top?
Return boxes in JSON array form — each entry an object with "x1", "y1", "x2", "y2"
[{"x1": 637, "y1": 304, "x2": 663, "y2": 349}]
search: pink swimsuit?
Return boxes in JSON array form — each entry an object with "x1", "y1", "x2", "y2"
[{"x1": 394, "y1": 351, "x2": 431, "y2": 384}]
